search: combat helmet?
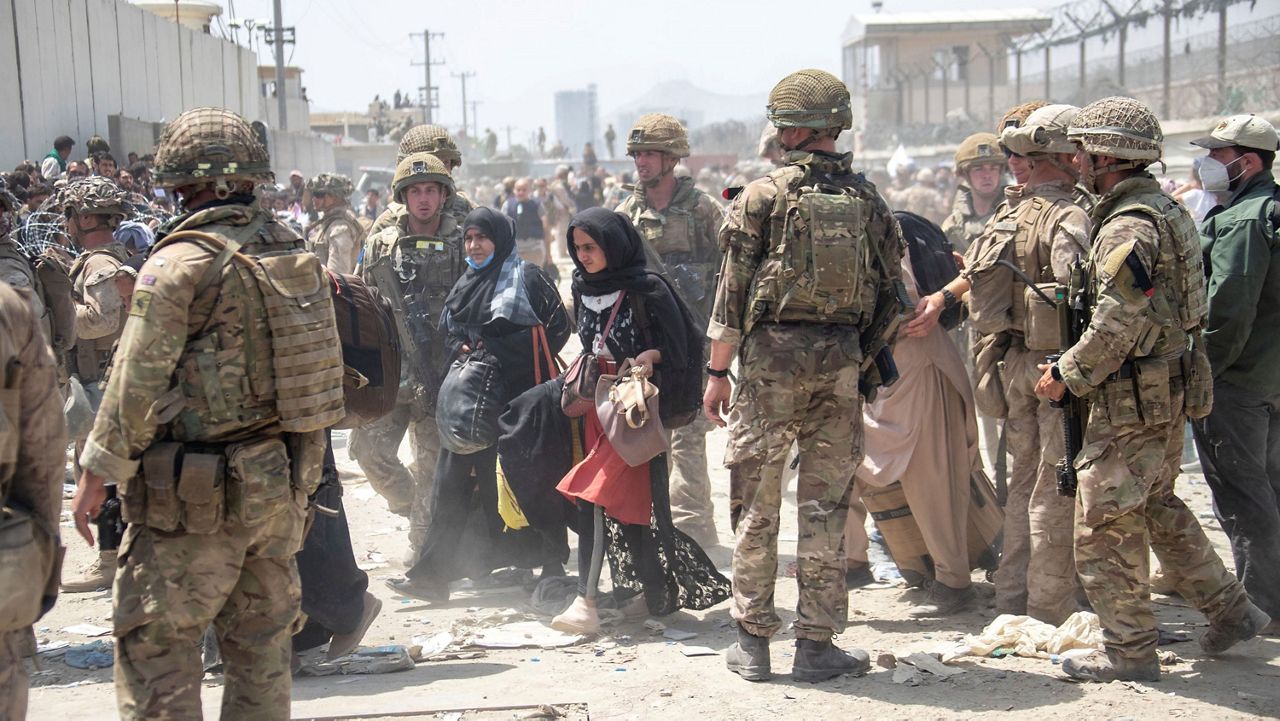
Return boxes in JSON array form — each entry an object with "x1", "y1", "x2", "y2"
[
  {"x1": 1068, "y1": 96, "x2": 1163, "y2": 162},
  {"x1": 393, "y1": 152, "x2": 453, "y2": 204},
  {"x1": 397, "y1": 124, "x2": 462, "y2": 167},
  {"x1": 306, "y1": 172, "x2": 355, "y2": 200},
  {"x1": 766, "y1": 69, "x2": 852, "y2": 131},
  {"x1": 998, "y1": 101, "x2": 1049, "y2": 134},
  {"x1": 954, "y1": 132, "x2": 1003, "y2": 172},
  {"x1": 85, "y1": 134, "x2": 111, "y2": 156},
  {"x1": 1001, "y1": 104, "x2": 1080, "y2": 157},
  {"x1": 62, "y1": 176, "x2": 129, "y2": 224},
  {"x1": 153, "y1": 107, "x2": 273, "y2": 191},
  {"x1": 626, "y1": 113, "x2": 690, "y2": 158}
]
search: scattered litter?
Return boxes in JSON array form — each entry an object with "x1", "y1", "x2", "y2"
[
  {"x1": 898, "y1": 652, "x2": 964, "y2": 678},
  {"x1": 892, "y1": 664, "x2": 920, "y2": 686},
  {"x1": 64, "y1": 640, "x2": 114, "y2": 670},
  {"x1": 298, "y1": 645, "x2": 416, "y2": 676},
  {"x1": 876, "y1": 652, "x2": 897, "y2": 669},
  {"x1": 37, "y1": 640, "x2": 70, "y2": 656},
  {"x1": 1156, "y1": 628, "x2": 1191, "y2": 645},
  {"x1": 409, "y1": 631, "x2": 454, "y2": 661},
  {"x1": 658, "y1": 689, "x2": 672, "y2": 697},
  {"x1": 62, "y1": 623, "x2": 111, "y2": 637},
  {"x1": 643, "y1": 619, "x2": 666, "y2": 633},
  {"x1": 662, "y1": 628, "x2": 698, "y2": 642},
  {"x1": 679, "y1": 645, "x2": 718, "y2": 657},
  {"x1": 468, "y1": 621, "x2": 583, "y2": 649},
  {"x1": 442, "y1": 714, "x2": 463, "y2": 721},
  {"x1": 1157, "y1": 650, "x2": 1183, "y2": 666},
  {"x1": 943, "y1": 612, "x2": 1103, "y2": 661},
  {"x1": 357, "y1": 550, "x2": 387, "y2": 571},
  {"x1": 517, "y1": 705, "x2": 565, "y2": 719}
]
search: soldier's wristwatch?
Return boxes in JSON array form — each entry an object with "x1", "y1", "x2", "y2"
[
  {"x1": 1051, "y1": 364, "x2": 1064, "y2": 382},
  {"x1": 940, "y1": 289, "x2": 959, "y2": 309},
  {"x1": 706, "y1": 364, "x2": 730, "y2": 379}
]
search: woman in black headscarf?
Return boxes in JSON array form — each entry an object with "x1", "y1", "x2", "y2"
[
  {"x1": 551, "y1": 207, "x2": 729, "y2": 633},
  {"x1": 389, "y1": 207, "x2": 571, "y2": 602}
]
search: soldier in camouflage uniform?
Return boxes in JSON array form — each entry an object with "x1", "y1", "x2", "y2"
[
  {"x1": 940, "y1": 133, "x2": 1006, "y2": 254},
  {"x1": 909, "y1": 106, "x2": 1093, "y2": 622},
  {"x1": 368, "y1": 125, "x2": 475, "y2": 238},
  {"x1": 615, "y1": 113, "x2": 724, "y2": 547},
  {"x1": 305, "y1": 173, "x2": 365, "y2": 275},
  {"x1": 356, "y1": 154, "x2": 463, "y2": 562},
  {"x1": 0, "y1": 282, "x2": 66, "y2": 721},
  {"x1": 892, "y1": 168, "x2": 948, "y2": 225},
  {"x1": 0, "y1": 178, "x2": 76, "y2": 370},
  {"x1": 704, "y1": 70, "x2": 905, "y2": 683},
  {"x1": 1033, "y1": 97, "x2": 1270, "y2": 682},
  {"x1": 60, "y1": 177, "x2": 135, "y2": 593},
  {"x1": 70, "y1": 107, "x2": 344, "y2": 719}
]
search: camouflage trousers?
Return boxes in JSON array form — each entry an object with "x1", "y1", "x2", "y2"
[
  {"x1": 348, "y1": 403, "x2": 439, "y2": 554},
  {"x1": 0, "y1": 628, "x2": 33, "y2": 721},
  {"x1": 1075, "y1": 391, "x2": 1247, "y2": 662},
  {"x1": 113, "y1": 495, "x2": 306, "y2": 720},
  {"x1": 726, "y1": 324, "x2": 862, "y2": 641},
  {"x1": 997, "y1": 344, "x2": 1078, "y2": 623},
  {"x1": 668, "y1": 416, "x2": 719, "y2": 546}
]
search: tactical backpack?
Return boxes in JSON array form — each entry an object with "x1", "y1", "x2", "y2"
[{"x1": 328, "y1": 271, "x2": 401, "y2": 429}]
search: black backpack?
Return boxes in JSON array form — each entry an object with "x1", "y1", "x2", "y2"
[
  {"x1": 328, "y1": 271, "x2": 402, "y2": 429},
  {"x1": 896, "y1": 211, "x2": 965, "y2": 331}
]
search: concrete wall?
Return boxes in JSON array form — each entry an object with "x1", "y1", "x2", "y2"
[{"x1": 0, "y1": 0, "x2": 331, "y2": 179}]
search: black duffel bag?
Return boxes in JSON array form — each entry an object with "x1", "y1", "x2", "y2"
[{"x1": 436, "y1": 349, "x2": 506, "y2": 455}]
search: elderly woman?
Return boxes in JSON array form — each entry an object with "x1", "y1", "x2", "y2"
[
  {"x1": 389, "y1": 207, "x2": 571, "y2": 602},
  {"x1": 551, "y1": 208, "x2": 729, "y2": 633}
]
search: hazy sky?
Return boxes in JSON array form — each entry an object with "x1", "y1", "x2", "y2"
[{"x1": 210, "y1": 0, "x2": 1063, "y2": 144}]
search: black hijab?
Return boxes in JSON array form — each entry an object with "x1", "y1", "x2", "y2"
[
  {"x1": 567, "y1": 207, "x2": 656, "y2": 296},
  {"x1": 444, "y1": 207, "x2": 517, "y2": 326}
]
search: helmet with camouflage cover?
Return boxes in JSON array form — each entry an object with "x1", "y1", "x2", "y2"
[
  {"x1": 998, "y1": 101, "x2": 1049, "y2": 134},
  {"x1": 62, "y1": 176, "x2": 129, "y2": 222},
  {"x1": 1001, "y1": 104, "x2": 1080, "y2": 157},
  {"x1": 1068, "y1": 96, "x2": 1163, "y2": 162},
  {"x1": 954, "y1": 132, "x2": 1003, "y2": 172},
  {"x1": 152, "y1": 107, "x2": 273, "y2": 190},
  {"x1": 766, "y1": 69, "x2": 852, "y2": 131},
  {"x1": 86, "y1": 134, "x2": 110, "y2": 156},
  {"x1": 306, "y1": 172, "x2": 354, "y2": 200},
  {"x1": 397, "y1": 124, "x2": 462, "y2": 167},
  {"x1": 626, "y1": 113, "x2": 690, "y2": 158},
  {"x1": 392, "y1": 152, "x2": 453, "y2": 204}
]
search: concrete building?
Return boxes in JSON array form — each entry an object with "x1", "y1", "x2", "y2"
[
  {"x1": 554, "y1": 84, "x2": 599, "y2": 159},
  {"x1": 842, "y1": 10, "x2": 1050, "y2": 140}
]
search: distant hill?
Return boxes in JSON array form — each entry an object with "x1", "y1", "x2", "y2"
[{"x1": 607, "y1": 80, "x2": 766, "y2": 132}]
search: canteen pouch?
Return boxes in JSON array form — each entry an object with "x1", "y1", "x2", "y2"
[
  {"x1": 1023, "y1": 282, "x2": 1061, "y2": 351},
  {"x1": 226, "y1": 437, "x2": 292, "y2": 526},
  {"x1": 287, "y1": 431, "x2": 327, "y2": 496},
  {"x1": 1103, "y1": 373, "x2": 1142, "y2": 428},
  {"x1": 177, "y1": 452, "x2": 225, "y2": 535},
  {"x1": 1182, "y1": 342, "x2": 1213, "y2": 419},
  {"x1": 1134, "y1": 357, "x2": 1172, "y2": 426},
  {"x1": 139, "y1": 442, "x2": 183, "y2": 531},
  {"x1": 965, "y1": 222, "x2": 1017, "y2": 335}
]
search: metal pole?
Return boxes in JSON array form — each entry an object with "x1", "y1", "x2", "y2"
[
  {"x1": 1044, "y1": 45, "x2": 1051, "y2": 103},
  {"x1": 1016, "y1": 48, "x2": 1023, "y2": 103},
  {"x1": 1162, "y1": 0, "x2": 1172, "y2": 118},
  {"x1": 470, "y1": 101, "x2": 479, "y2": 139},
  {"x1": 1217, "y1": 0, "x2": 1228, "y2": 112},
  {"x1": 453, "y1": 71, "x2": 474, "y2": 139},
  {"x1": 423, "y1": 32, "x2": 432, "y2": 124},
  {"x1": 1079, "y1": 38, "x2": 1087, "y2": 95},
  {"x1": 1118, "y1": 22, "x2": 1127, "y2": 87},
  {"x1": 272, "y1": 0, "x2": 287, "y2": 131}
]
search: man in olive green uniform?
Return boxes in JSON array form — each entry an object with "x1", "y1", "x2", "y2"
[
  {"x1": 61, "y1": 177, "x2": 135, "y2": 593},
  {"x1": 305, "y1": 173, "x2": 365, "y2": 275},
  {"x1": 941, "y1": 133, "x2": 1006, "y2": 254},
  {"x1": 368, "y1": 124, "x2": 475, "y2": 238},
  {"x1": 704, "y1": 70, "x2": 904, "y2": 683},
  {"x1": 1033, "y1": 96, "x2": 1269, "y2": 682},
  {"x1": 0, "y1": 282, "x2": 66, "y2": 721},
  {"x1": 616, "y1": 113, "x2": 724, "y2": 547},
  {"x1": 71, "y1": 107, "x2": 344, "y2": 719},
  {"x1": 357, "y1": 154, "x2": 463, "y2": 564}
]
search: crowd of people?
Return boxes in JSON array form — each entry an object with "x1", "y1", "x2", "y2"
[{"x1": 0, "y1": 65, "x2": 1278, "y2": 721}]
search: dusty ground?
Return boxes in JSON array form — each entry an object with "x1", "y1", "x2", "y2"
[{"x1": 24, "y1": 419, "x2": 1280, "y2": 720}]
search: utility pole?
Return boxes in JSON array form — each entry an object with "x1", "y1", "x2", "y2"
[
  {"x1": 470, "y1": 100, "x2": 481, "y2": 139},
  {"x1": 453, "y1": 71, "x2": 475, "y2": 138},
  {"x1": 267, "y1": 0, "x2": 294, "y2": 131},
  {"x1": 410, "y1": 30, "x2": 445, "y2": 124},
  {"x1": 502, "y1": 125, "x2": 516, "y2": 149}
]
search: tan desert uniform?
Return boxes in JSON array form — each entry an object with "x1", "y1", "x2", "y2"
[
  {"x1": 0, "y1": 284, "x2": 66, "y2": 721},
  {"x1": 0, "y1": 232, "x2": 76, "y2": 369},
  {"x1": 69, "y1": 240, "x2": 132, "y2": 384},
  {"x1": 965, "y1": 179, "x2": 1091, "y2": 621},
  {"x1": 617, "y1": 174, "x2": 724, "y2": 544},
  {"x1": 308, "y1": 203, "x2": 366, "y2": 275}
]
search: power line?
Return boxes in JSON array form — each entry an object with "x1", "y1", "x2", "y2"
[{"x1": 410, "y1": 30, "x2": 445, "y2": 125}]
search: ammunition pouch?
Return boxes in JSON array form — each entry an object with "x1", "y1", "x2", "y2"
[
  {"x1": 1182, "y1": 340, "x2": 1213, "y2": 420},
  {"x1": 972, "y1": 332, "x2": 1011, "y2": 419},
  {"x1": 1023, "y1": 282, "x2": 1060, "y2": 351},
  {"x1": 1101, "y1": 357, "x2": 1182, "y2": 428}
]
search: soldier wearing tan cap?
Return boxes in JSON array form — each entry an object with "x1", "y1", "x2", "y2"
[{"x1": 1190, "y1": 113, "x2": 1280, "y2": 636}]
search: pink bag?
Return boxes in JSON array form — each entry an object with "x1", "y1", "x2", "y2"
[{"x1": 594, "y1": 358, "x2": 667, "y2": 467}]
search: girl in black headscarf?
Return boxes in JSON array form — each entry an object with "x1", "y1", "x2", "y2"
[
  {"x1": 390, "y1": 207, "x2": 571, "y2": 602},
  {"x1": 552, "y1": 207, "x2": 728, "y2": 633}
]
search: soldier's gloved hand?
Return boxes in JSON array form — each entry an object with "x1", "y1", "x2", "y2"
[
  {"x1": 71, "y1": 470, "x2": 108, "y2": 547},
  {"x1": 904, "y1": 292, "x2": 945, "y2": 338},
  {"x1": 703, "y1": 376, "x2": 732, "y2": 427}
]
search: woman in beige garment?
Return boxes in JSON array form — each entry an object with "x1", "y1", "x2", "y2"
[{"x1": 853, "y1": 251, "x2": 980, "y2": 617}]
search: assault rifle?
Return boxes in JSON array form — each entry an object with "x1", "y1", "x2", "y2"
[
  {"x1": 367, "y1": 249, "x2": 447, "y2": 415},
  {"x1": 1049, "y1": 257, "x2": 1091, "y2": 497}
]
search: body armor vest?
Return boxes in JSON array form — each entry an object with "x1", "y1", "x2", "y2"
[{"x1": 69, "y1": 243, "x2": 130, "y2": 382}]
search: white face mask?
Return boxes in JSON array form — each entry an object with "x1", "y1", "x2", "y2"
[{"x1": 1197, "y1": 155, "x2": 1245, "y2": 193}]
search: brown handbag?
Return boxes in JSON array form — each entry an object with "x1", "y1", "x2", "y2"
[
  {"x1": 561, "y1": 292, "x2": 626, "y2": 417},
  {"x1": 594, "y1": 358, "x2": 667, "y2": 467}
]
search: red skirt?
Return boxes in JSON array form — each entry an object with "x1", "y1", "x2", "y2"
[{"x1": 556, "y1": 360, "x2": 654, "y2": 526}]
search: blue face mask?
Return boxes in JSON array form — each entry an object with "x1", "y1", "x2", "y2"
[{"x1": 466, "y1": 254, "x2": 494, "y2": 270}]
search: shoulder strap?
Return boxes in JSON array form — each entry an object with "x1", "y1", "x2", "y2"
[{"x1": 155, "y1": 214, "x2": 268, "y2": 299}]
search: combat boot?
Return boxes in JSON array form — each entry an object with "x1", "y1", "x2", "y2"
[
  {"x1": 907, "y1": 581, "x2": 975, "y2": 618},
  {"x1": 1200, "y1": 601, "x2": 1271, "y2": 656},
  {"x1": 792, "y1": 638, "x2": 870, "y2": 683},
  {"x1": 60, "y1": 549, "x2": 116, "y2": 593},
  {"x1": 725, "y1": 624, "x2": 771, "y2": 682},
  {"x1": 1061, "y1": 649, "x2": 1160, "y2": 682}
]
